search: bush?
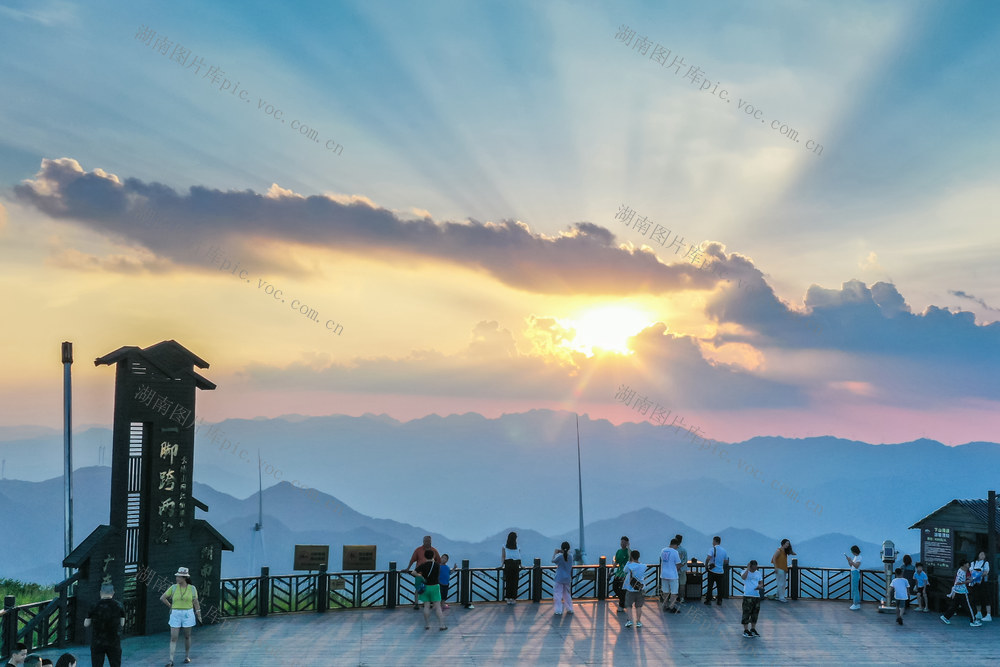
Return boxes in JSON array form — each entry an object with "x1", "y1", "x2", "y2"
[{"x1": 0, "y1": 578, "x2": 57, "y2": 605}]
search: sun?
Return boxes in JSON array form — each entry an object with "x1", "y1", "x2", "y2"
[{"x1": 564, "y1": 305, "x2": 654, "y2": 356}]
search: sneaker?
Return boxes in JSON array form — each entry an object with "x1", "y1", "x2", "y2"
[
  {"x1": 922, "y1": 608, "x2": 929, "y2": 613},
  {"x1": 743, "y1": 629, "x2": 752, "y2": 638},
  {"x1": 636, "y1": 622, "x2": 643, "y2": 628},
  {"x1": 983, "y1": 614, "x2": 992, "y2": 622},
  {"x1": 970, "y1": 620, "x2": 983, "y2": 627},
  {"x1": 849, "y1": 604, "x2": 861, "y2": 610},
  {"x1": 625, "y1": 620, "x2": 633, "y2": 628},
  {"x1": 940, "y1": 615, "x2": 950, "y2": 624},
  {"x1": 554, "y1": 611, "x2": 562, "y2": 615},
  {"x1": 749, "y1": 628, "x2": 760, "y2": 637},
  {"x1": 896, "y1": 617, "x2": 903, "y2": 625},
  {"x1": 777, "y1": 598, "x2": 789, "y2": 603},
  {"x1": 976, "y1": 612, "x2": 983, "y2": 620},
  {"x1": 465, "y1": 604, "x2": 475, "y2": 609}
]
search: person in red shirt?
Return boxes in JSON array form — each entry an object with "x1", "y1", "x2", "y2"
[{"x1": 407, "y1": 536, "x2": 441, "y2": 609}]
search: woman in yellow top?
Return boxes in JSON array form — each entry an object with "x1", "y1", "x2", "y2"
[{"x1": 159, "y1": 566, "x2": 202, "y2": 666}]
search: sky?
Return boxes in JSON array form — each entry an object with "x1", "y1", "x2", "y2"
[{"x1": 1, "y1": 0, "x2": 999, "y2": 446}]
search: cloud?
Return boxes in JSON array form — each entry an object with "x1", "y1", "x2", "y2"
[
  {"x1": 949, "y1": 290, "x2": 1000, "y2": 313},
  {"x1": 0, "y1": 201, "x2": 7, "y2": 232},
  {"x1": 14, "y1": 158, "x2": 734, "y2": 295},
  {"x1": 243, "y1": 318, "x2": 808, "y2": 411}
]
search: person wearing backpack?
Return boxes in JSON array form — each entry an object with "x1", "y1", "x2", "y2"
[
  {"x1": 971, "y1": 551, "x2": 992, "y2": 622},
  {"x1": 611, "y1": 536, "x2": 630, "y2": 613},
  {"x1": 623, "y1": 550, "x2": 646, "y2": 629},
  {"x1": 411, "y1": 549, "x2": 448, "y2": 631},
  {"x1": 940, "y1": 560, "x2": 980, "y2": 627}
]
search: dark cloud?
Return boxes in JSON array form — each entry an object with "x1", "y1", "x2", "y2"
[
  {"x1": 949, "y1": 290, "x2": 1000, "y2": 313},
  {"x1": 14, "y1": 158, "x2": 733, "y2": 295}
]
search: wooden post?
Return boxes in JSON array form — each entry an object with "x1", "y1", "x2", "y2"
[
  {"x1": 387, "y1": 562, "x2": 397, "y2": 610},
  {"x1": 316, "y1": 565, "x2": 328, "y2": 613},
  {"x1": 460, "y1": 560, "x2": 471, "y2": 608},
  {"x1": 258, "y1": 567, "x2": 269, "y2": 617},
  {"x1": 597, "y1": 556, "x2": 608, "y2": 601},
  {"x1": 57, "y1": 585, "x2": 68, "y2": 647},
  {"x1": 2, "y1": 595, "x2": 16, "y2": 660},
  {"x1": 790, "y1": 558, "x2": 799, "y2": 600},
  {"x1": 531, "y1": 558, "x2": 542, "y2": 603}
]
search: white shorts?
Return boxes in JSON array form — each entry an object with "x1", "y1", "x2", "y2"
[
  {"x1": 661, "y1": 578, "x2": 679, "y2": 594},
  {"x1": 169, "y1": 609, "x2": 196, "y2": 628}
]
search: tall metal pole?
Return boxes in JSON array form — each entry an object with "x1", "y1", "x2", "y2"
[
  {"x1": 576, "y1": 414, "x2": 586, "y2": 564},
  {"x1": 61, "y1": 342, "x2": 74, "y2": 581}
]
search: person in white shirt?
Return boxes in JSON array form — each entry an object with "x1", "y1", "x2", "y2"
[
  {"x1": 971, "y1": 551, "x2": 992, "y2": 622},
  {"x1": 845, "y1": 546, "x2": 862, "y2": 610},
  {"x1": 659, "y1": 539, "x2": 682, "y2": 613},
  {"x1": 941, "y1": 560, "x2": 980, "y2": 626},
  {"x1": 889, "y1": 568, "x2": 910, "y2": 625},
  {"x1": 740, "y1": 560, "x2": 764, "y2": 638},
  {"x1": 622, "y1": 550, "x2": 646, "y2": 629},
  {"x1": 705, "y1": 537, "x2": 729, "y2": 605}
]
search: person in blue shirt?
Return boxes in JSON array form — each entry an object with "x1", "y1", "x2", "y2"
[
  {"x1": 552, "y1": 542, "x2": 575, "y2": 615},
  {"x1": 439, "y1": 554, "x2": 451, "y2": 610},
  {"x1": 913, "y1": 562, "x2": 929, "y2": 612},
  {"x1": 705, "y1": 536, "x2": 729, "y2": 605}
]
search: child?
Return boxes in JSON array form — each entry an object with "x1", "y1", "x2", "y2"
[
  {"x1": 890, "y1": 568, "x2": 909, "y2": 625},
  {"x1": 913, "y1": 563, "x2": 929, "y2": 612},
  {"x1": 623, "y1": 550, "x2": 646, "y2": 629},
  {"x1": 439, "y1": 554, "x2": 451, "y2": 610},
  {"x1": 740, "y1": 560, "x2": 765, "y2": 638}
]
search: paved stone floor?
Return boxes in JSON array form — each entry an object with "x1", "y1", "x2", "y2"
[{"x1": 32, "y1": 598, "x2": 998, "y2": 666}]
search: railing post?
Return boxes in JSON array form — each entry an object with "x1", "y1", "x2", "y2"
[
  {"x1": 387, "y1": 562, "x2": 397, "y2": 610},
  {"x1": 317, "y1": 565, "x2": 328, "y2": 613},
  {"x1": 460, "y1": 560, "x2": 471, "y2": 608},
  {"x1": 2, "y1": 595, "x2": 16, "y2": 660},
  {"x1": 790, "y1": 558, "x2": 799, "y2": 600},
  {"x1": 531, "y1": 558, "x2": 542, "y2": 603},
  {"x1": 258, "y1": 567, "x2": 270, "y2": 618},
  {"x1": 597, "y1": 556, "x2": 607, "y2": 601},
  {"x1": 57, "y1": 585, "x2": 68, "y2": 648}
]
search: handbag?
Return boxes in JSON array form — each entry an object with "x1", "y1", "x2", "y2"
[
  {"x1": 415, "y1": 561, "x2": 435, "y2": 595},
  {"x1": 629, "y1": 568, "x2": 644, "y2": 594}
]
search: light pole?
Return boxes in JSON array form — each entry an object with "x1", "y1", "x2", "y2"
[{"x1": 62, "y1": 341, "x2": 74, "y2": 582}]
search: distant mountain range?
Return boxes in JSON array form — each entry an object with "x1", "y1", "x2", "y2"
[
  {"x1": 0, "y1": 467, "x2": 893, "y2": 584},
  {"x1": 2, "y1": 410, "x2": 995, "y2": 584}
]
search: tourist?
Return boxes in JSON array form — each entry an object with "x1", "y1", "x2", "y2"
[
  {"x1": 844, "y1": 546, "x2": 862, "y2": 610},
  {"x1": 83, "y1": 584, "x2": 124, "y2": 667},
  {"x1": 740, "y1": 559, "x2": 764, "y2": 638},
  {"x1": 159, "y1": 566, "x2": 202, "y2": 666},
  {"x1": 41, "y1": 660, "x2": 52, "y2": 667},
  {"x1": 941, "y1": 560, "x2": 980, "y2": 626},
  {"x1": 552, "y1": 541, "x2": 574, "y2": 615},
  {"x1": 21, "y1": 657, "x2": 40, "y2": 667},
  {"x1": 439, "y1": 554, "x2": 451, "y2": 610},
  {"x1": 889, "y1": 568, "x2": 910, "y2": 625},
  {"x1": 412, "y1": 548, "x2": 447, "y2": 631},
  {"x1": 407, "y1": 536, "x2": 442, "y2": 609},
  {"x1": 5, "y1": 644, "x2": 27, "y2": 667},
  {"x1": 659, "y1": 538, "x2": 682, "y2": 613},
  {"x1": 771, "y1": 539, "x2": 795, "y2": 603},
  {"x1": 900, "y1": 554, "x2": 915, "y2": 611},
  {"x1": 913, "y1": 562, "x2": 929, "y2": 612},
  {"x1": 623, "y1": 549, "x2": 646, "y2": 629},
  {"x1": 705, "y1": 536, "x2": 729, "y2": 606},
  {"x1": 675, "y1": 534, "x2": 689, "y2": 604},
  {"x1": 971, "y1": 550, "x2": 992, "y2": 621},
  {"x1": 501, "y1": 532, "x2": 522, "y2": 605},
  {"x1": 54, "y1": 656, "x2": 77, "y2": 667},
  {"x1": 612, "y1": 536, "x2": 630, "y2": 613}
]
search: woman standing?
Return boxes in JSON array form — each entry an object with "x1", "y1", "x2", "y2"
[
  {"x1": 412, "y1": 549, "x2": 448, "y2": 631},
  {"x1": 844, "y1": 546, "x2": 862, "y2": 610},
  {"x1": 900, "y1": 554, "x2": 916, "y2": 612},
  {"x1": 159, "y1": 566, "x2": 202, "y2": 666},
  {"x1": 501, "y1": 532, "x2": 522, "y2": 605},
  {"x1": 971, "y1": 551, "x2": 992, "y2": 622},
  {"x1": 552, "y1": 542, "x2": 574, "y2": 615}
]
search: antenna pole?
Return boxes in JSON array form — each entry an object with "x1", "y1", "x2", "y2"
[{"x1": 576, "y1": 414, "x2": 586, "y2": 564}]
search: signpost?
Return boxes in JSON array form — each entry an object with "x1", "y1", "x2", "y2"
[
  {"x1": 922, "y1": 527, "x2": 953, "y2": 569},
  {"x1": 343, "y1": 545, "x2": 377, "y2": 570},
  {"x1": 293, "y1": 544, "x2": 329, "y2": 571}
]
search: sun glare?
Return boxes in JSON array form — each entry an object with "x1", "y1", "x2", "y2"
[{"x1": 564, "y1": 305, "x2": 654, "y2": 356}]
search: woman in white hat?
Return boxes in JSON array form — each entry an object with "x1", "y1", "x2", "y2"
[{"x1": 159, "y1": 566, "x2": 202, "y2": 666}]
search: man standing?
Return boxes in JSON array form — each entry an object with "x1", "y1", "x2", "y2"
[
  {"x1": 612, "y1": 536, "x2": 630, "y2": 613},
  {"x1": 84, "y1": 584, "x2": 125, "y2": 667},
  {"x1": 771, "y1": 539, "x2": 795, "y2": 603},
  {"x1": 675, "y1": 534, "x2": 689, "y2": 604},
  {"x1": 705, "y1": 536, "x2": 729, "y2": 606},
  {"x1": 659, "y1": 538, "x2": 682, "y2": 613},
  {"x1": 407, "y1": 536, "x2": 442, "y2": 609}
]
